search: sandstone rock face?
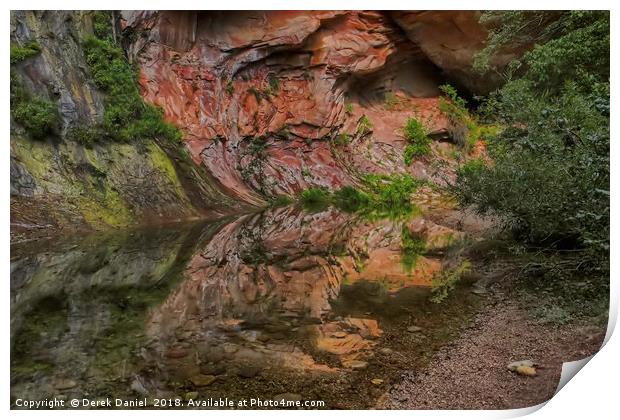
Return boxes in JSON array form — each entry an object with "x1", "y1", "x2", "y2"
[
  {"x1": 390, "y1": 11, "x2": 520, "y2": 93},
  {"x1": 123, "y1": 11, "x2": 487, "y2": 204}
]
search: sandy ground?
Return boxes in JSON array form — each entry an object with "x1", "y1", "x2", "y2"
[{"x1": 379, "y1": 286, "x2": 605, "y2": 410}]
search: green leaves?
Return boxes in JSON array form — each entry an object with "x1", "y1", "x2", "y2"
[
  {"x1": 10, "y1": 73, "x2": 60, "y2": 140},
  {"x1": 455, "y1": 11, "x2": 609, "y2": 277},
  {"x1": 12, "y1": 96, "x2": 61, "y2": 139},
  {"x1": 82, "y1": 28, "x2": 182, "y2": 145},
  {"x1": 10, "y1": 40, "x2": 41, "y2": 64},
  {"x1": 403, "y1": 117, "x2": 431, "y2": 164}
]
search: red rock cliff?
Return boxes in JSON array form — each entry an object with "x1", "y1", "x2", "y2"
[{"x1": 122, "y1": 11, "x2": 504, "y2": 205}]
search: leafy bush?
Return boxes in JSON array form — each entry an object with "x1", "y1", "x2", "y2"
[
  {"x1": 363, "y1": 173, "x2": 421, "y2": 209},
  {"x1": 11, "y1": 73, "x2": 60, "y2": 140},
  {"x1": 333, "y1": 133, "x2": 351, "y2": 147},
  {"x1": 12, "y1": 96, "x2": 61, "y2": 139},
  {"x1": 333, "y1": 186, "x2": 369, "y2": 212},
  {"x1": 357, "y1": 115, "x2": 372, "y2": 135},
  {"x1": 455, "y1": 11, "x2": 609, "y2": 282},
  {"x1": 300, "y1": 187, "x2": 331, "y2": 209},
  {"x1": 401, "y1": 226, "x2": 426, "y2": 272},
  {"x1": 82, "y1": 32, "x2": 182, "y2": 145},
  {"x1": 345, "y1": 103, "x2": 353, "y2": 115},
  {"x1": 402, "y1": 117, "x2": 431, "y2": 164},
  {"x1": 10, "y1": 40, "x2": 41, "y2": 64},
  {"x1": 270, "y1": 195, "x2": 294, "y2": 207},
  {"x1": 430, "y1": 260, "x2": 471, "y2": 303},
  {"x1": 298, "y1": 174, "x2": 422, "y2": 219},
  {"x1": 92, "y1": 11, "x2": 113, "y2": 40},
  {"x1": 66, "y1": 126, "x2": 105, "y2": 147}
]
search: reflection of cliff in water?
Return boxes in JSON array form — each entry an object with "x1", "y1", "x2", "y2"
[{"x1": 11, "y1": 205, "x2": 470, "y2": 405}]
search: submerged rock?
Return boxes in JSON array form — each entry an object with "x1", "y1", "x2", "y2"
[{"x1": 54, "y1": 379, "x2": 77, "y2": 390}]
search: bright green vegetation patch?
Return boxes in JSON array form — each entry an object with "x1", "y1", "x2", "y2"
[
  {"x1": 270, "y1": 194, "x2": 294, "y2": 207},
  {"x1": 362, "y1": 173, "x2": 422, "y2": 209},
  {"x1": 333, "y1": 133, "x2": 351, "y2": 147},
  {"x1": 10, "y1": 40, "x2": 41, "y2": 64},
  {"x1": 10, "y1": 74, "x2": 61, "y2": 140},
  {"x1": 300, "y1": 187, "x2": 331, "y2": 210},
  {"x1": 345, "y1": 103, "x2": 353, "y2": 115},
  {"x1": 79, "y1": 182, "x2": 133, "y2": 228},
  {"x1": 400, "y1": 226, "x2": 426, "y2": 273},
  {"x1": 332, "y1": 186, "x2": 370, "y2": 213},
  {"x1": 357, "y1": 115, "x2": 373, "y2": 136},
  {"x1": 81, "y1": 13, "x2": 182, "y2": 146},
  {"x1": 298, "y1": 173, "x2": 423, "y2": 219},
  {"x1": 147, "y1": 143, "x2": 184, "y2": 194},
  {"x1": 430, "y1": 260, "x2": 471, "y2": 303},
  {"x1": 438, "y1": 84, "x2": 500, "y2": 152},
  {"x1": 403, "y1": 117, "x2": 431, "y2": 164}
]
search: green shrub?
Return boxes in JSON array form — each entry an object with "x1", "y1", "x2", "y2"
[
  {"x1": 10, "y1": 40, "x2": 41, "y2": 64},
  {"x1": 12, "y1": 96, "x2": 60, "y2": 139},
  {"x1": 401, "y1": 226, "x2": 426, "y2": 272},
  {"x1": 402, "y1": 117, "x2": 431, "y2": 164},
  {"x1": 333, "y1": 186, "x2": 369, "y2": 212},
  {"x1": 357, "y1": 115, "x2": 372, "y2": 136},
  {"x1": 300, "y1": 187, "x2": 331, "y2": 209},
  {"x1": 11, "y1": 72, "x2": 60, "y2": 140},
  {"x1": 345, "y1": 103, "x2": 353, "y2": 115},
  {"x1": 363, "y1": 173, "x2": 421, "y2": 208},
  {"x1": 92, "y1": 11, "x2": 113, "y2": 40},
  {"x1": 430, "y1": 260, "x2": 471, "y2": 303},
  {"x1": 455, "y1": 11, "x2": 609, "y2": 284},
  {"x1": 404, "y1": 144, "x2": 429, "y2": 165},
  {"x1": 82, "y1": 34, "x2": 182, "y2": 145},
  {"x1": 439, "y1": 84, "x2": 496, "y2": 151},
  {"x1": 270, "y1": 195, "x2": 294, "y2": 207},
  {"x1": 66, "y1": 126, "x2": 105, "y2": 147},
  {"x1": 333, "y1": 133, "x2": 351, "y2": 146},
  {"x1": 403, "y1": 117, "x2": 428, "y2": 143},
  {"x1": 298, "y1": 174, "x2": 421, "y2": 218}
]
